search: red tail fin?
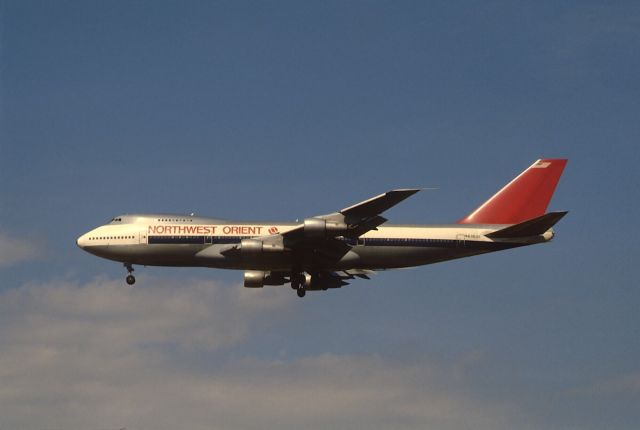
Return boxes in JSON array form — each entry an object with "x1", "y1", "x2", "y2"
[{"x1": 458, "y1": 159, "x2": 568, "y2": 225}]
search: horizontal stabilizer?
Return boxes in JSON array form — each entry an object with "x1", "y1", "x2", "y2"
[{"x1": 486, "y1": 211, "x2": 568, "y2": 239}]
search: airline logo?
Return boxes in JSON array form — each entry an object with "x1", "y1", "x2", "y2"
[
  {"x1": 533, "y1": 160, "x2": 551, "y2": 168},
  {"x1": 268, "y1": 226, "x2": 279, "y2": 234},
  {"x1": 148, "y1": 225, "x2": 267, "y2": 235}
]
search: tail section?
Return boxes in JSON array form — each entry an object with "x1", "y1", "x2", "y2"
[{"x1": 458, "y1": 159, "x2": 568, "y2": 225}]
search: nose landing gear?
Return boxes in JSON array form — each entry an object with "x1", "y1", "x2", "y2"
[{"x1": 124, "y1": 263, "x2": 136, "y2": 286}]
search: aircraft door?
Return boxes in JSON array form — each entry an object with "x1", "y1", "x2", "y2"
[
  {"x1": 139, "y1": 231, "x2": 148, "y2": 245},
  {"x1": 456, "y1": 234, "x2": 466, "y2": 248}
]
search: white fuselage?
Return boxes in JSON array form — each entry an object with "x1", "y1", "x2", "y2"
[{"x1": 77, "y1": 214, "x2": 552, "y2": 271}]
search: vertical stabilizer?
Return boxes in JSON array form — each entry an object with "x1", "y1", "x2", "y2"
[{"x1": 458, "y1": 159, "x2": 567, "y2": 225}]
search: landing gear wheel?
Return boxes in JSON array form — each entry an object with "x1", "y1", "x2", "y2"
[
  {"x1": 124, "y1": 263, "x2": 135, "y2": 286},
  {"x1": 296, "y1": 288, "x2": 306, "y2": 298}
]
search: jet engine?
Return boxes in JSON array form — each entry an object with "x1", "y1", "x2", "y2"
[
  {"x1": 303, "y1": 218, "x2": 348, "y2": 239},
  {"x1": 239, "y1": 239, "x2": 285, "y2": 255},
  {"x1": 244, "y1": 270, "x2": 287, "y2": 288}
]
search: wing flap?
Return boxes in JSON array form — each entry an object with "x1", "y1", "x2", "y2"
[{"x1": 304, "y1": 269, "x2": 378, "y2": 291}]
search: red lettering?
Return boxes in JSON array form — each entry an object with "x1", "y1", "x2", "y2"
[
  {"x1": 148, "y1": 225, "x2": 218, "y2": 235},
  {"x1": 218, "y1": 225, "x2": 263, "y2": 236}
]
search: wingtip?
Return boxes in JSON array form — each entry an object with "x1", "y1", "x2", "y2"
[{"x1": 389, "y1": 188, "x2": 421, "y2": 195}]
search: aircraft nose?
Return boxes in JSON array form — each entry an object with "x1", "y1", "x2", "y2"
[{"x1": 76, "y1": 233, "x2": 88, "y2": 249}]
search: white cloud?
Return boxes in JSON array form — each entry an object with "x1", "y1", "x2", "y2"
[
  {"x1": 0, "y1": 231, "x2": 40, "y2": 267},
  {"x1": 1, "y1": 275, "x2": 636, "y2": 430},
  {"x1": 0, "y1": 275, "x2": 516, "y2": 430},
  {"x1": 0, "y1": 275, "x2": 290, "y2": 353}
]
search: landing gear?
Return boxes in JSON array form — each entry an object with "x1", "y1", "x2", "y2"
[
  {"x1": 124, "y1": 263, "x2": 135, "y2": 286},
  {"x1": 291, "y1": 273, "x2": 306, "y2": 298}
]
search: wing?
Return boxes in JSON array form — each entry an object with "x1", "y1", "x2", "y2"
[
  {"x1": 223, "y1": 189, "x2": 420, "y2": 265},
  {"x1": 278, "y1": 188, "x2": 420, "y2": 246},
  {"x1": 338, "y1": 189, "x2": 421, "y2": 223}
]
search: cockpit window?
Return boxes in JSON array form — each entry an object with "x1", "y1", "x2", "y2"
[{"x1": 108, "y1": 217, "x2": 123, "y2": 224}]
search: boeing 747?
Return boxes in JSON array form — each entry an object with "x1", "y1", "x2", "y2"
[{"x1": 77, "y1": 159, "x2": 568, "y2": 297}]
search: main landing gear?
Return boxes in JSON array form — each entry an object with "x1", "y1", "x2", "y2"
[
  {"x1": 291, "y1": 273, "x2": 306, "y2": 298},
  {"x1": 124, "y1": 263, "x2": 136, "y2": 286}
]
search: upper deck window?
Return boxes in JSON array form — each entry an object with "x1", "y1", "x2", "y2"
[{"x1": 156, "y1": 217, "x2": 194, "y2": 223}]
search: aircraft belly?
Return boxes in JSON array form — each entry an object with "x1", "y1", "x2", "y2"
[
  {"x1": 87, "y1": 243, "x2": 493, "y2": 272},
  {"x1": 86, "y1": 244, "x2": 206, "y2": 267}
]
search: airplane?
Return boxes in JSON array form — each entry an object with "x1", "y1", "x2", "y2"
[{"x1": 77, "y1": 158, "x2": 568, "y2": 297}]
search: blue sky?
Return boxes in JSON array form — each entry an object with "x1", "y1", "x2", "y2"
[{"x1": 1, "y1": 1, "x2": 639, "y2": 429}]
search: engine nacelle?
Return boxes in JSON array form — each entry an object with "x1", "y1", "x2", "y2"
[
  {"x1": 303, "y1": 218, "x2": 348, "y2": 239},
  {"x1": 239, "y1": 238, "x2": 285, "y2": 255},
  {"x1": 244, "y1": 270, "x2": 287, "y2": 288}
]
